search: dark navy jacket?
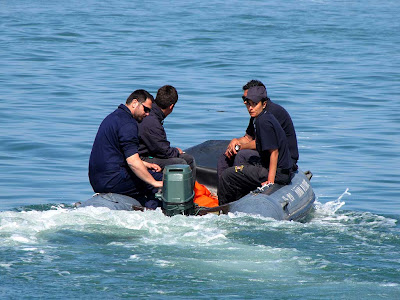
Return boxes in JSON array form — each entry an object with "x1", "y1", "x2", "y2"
[
  {"x1": 246, "y1": 99, "x2": 299, "y2": 163},
  {"x1": 89, "y1": 104, "x2": 139, "y2": 192},
  {"x1": 138, "y1": 104, "x2": 180, "y2": 158},
  {"x1": 255, "y1": 109, "x2": 292, "y2": 170}
]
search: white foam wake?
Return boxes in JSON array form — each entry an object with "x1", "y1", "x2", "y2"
[{"x1": 314, "y1": 188, "x2": 349, "y2": 217}]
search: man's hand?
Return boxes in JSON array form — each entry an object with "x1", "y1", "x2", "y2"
[
  {"x1": 225, "y1": 138, "x2": 240, "y2": 158},
  {"x1": 176, "y1": 147, "x2": 183, "y2": 154},
  {"x1": 143, "y1": 161, "x2": 162, "y2": 172},
  {"x1": 153, "y1": 180, "x2": 163, "y2": 188},
  {"x1": 261, "y1": 180, "x2": 274, "y2": 186}
]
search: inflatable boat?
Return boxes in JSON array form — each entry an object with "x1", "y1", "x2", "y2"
[{"x1": 78, "y1": 140, "x2": 315, "y2": 221}]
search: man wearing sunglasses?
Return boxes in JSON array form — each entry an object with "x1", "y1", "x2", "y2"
[
  {"x1": 138, "y1": 85, "x2": 196, "y2": 180},
  {"x1": 217, "y1": 85, "x2": 294, "y2": 205},
  {"x1": 217, "y1": 80, "x2": 299, "y2": 179},
  {"x1": 87, "y1": 89, "x2": 163, "y2": 209}
]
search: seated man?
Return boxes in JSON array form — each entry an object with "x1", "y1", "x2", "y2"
[
  {"x1": 217, "y1": 79, "x2": 299, "y2": 178},
  {"x1": 87, "y1": 89, "x2": 163, "y2": 209},
  {"x1": 217, "y1": 86, "x2": 293, "y2": 205},
  {"x1": 138, "y1": 85, "x2": 196, "y2": 180}
]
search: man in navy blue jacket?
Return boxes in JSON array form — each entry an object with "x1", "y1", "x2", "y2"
[
  {"x1": 217, "y1": 79, "x2": 299, "y2": 178},
  {"x1": 218, "y1": 86, "x2": 293, "y2": 205},
  {"x1": 88, "y1": 89, "x2": 163, "y2": 208},
  {"x1": 138, "y1": 85, "x2": 196, "y2": 180}
]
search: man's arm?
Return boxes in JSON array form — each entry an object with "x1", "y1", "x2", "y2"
[
  {"x1": 262, "y1": 149, "x2": 278, "y2": 185},
  {"x1": 239, "y1": 138, "x2": 256, "y2": 150},
  {"x1": 225, "y1": 134, "x2": 255, "y2": 158},
  {"x1": 126, "y1": 153, "x2": 163, "y2": 188}
]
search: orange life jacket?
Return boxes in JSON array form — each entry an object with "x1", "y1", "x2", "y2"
[{"x1": 193, "y1": 181, "x2": 219, "y2": 208}]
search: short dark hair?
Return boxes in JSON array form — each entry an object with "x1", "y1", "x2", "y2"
[
  {"x1": 155, "y1": 85, "x2": 178, "y2": 109},
  {"x1": 126, "y1": 89, "x2": 154, "y2": 105},
  {"x1": 242, "y1": 80, "x2": 265, "y2": 91}
]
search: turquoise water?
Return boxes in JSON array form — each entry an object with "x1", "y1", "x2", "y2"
[{"x1": 1, "y1": 0, "x2": 399, "y2": 298}]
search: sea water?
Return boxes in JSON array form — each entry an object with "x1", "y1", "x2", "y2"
[{"x1": 1, "y1": 0, "x2": 399, "y2": 298}]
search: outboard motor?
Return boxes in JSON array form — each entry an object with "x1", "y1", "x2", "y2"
[{"x1": 158, "y1": 164, "x2": 195, "y2": 216}]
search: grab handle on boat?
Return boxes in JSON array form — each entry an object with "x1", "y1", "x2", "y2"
[
  {"x1": 251, "y1": 183, "x2": 274, "y2": 194},
  {"x1": 280, "y1": 200, "x2": 290, "y2": 211}
]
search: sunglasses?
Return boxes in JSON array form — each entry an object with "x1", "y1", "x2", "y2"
[
  {"x1": 141, "y1": 102, "x2": 152, "y2": 113},
  {"x1": 242, "y1": 96, "x2": 258, "y2": 107}
]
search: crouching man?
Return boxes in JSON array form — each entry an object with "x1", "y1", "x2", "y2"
[
  {"x1": 86, "y1": 89, "x2": 163, "y2": 209},
  {"x1": 138, "y1": 85, "x2": 196, "y2": 180}
]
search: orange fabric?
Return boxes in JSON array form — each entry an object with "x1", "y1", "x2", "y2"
[{"x1": 193, "y1": 181, "x2": 219, "y2": 208}]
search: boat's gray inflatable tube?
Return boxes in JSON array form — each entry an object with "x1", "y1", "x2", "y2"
[
  {"x1": 78, "y1": 193, "x2": 142, "y2": 210},
  {"x1": 228, "y1": 170, "x2": 315, "y2": 220}
]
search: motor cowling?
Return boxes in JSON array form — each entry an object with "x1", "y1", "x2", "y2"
[{"x1": 158, "y1": 164, "x2": 195, "y2": 216}]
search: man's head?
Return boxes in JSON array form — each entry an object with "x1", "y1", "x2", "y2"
[
  {"x1": 242, "y1": 80, "x2": 268, "y2": 118},
  {"x1": 126, "y1": 89, "x2": 154, "y2": 122},
  {"x1": 155, "y1": 85, "x2": 178, "y2": 117}
]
